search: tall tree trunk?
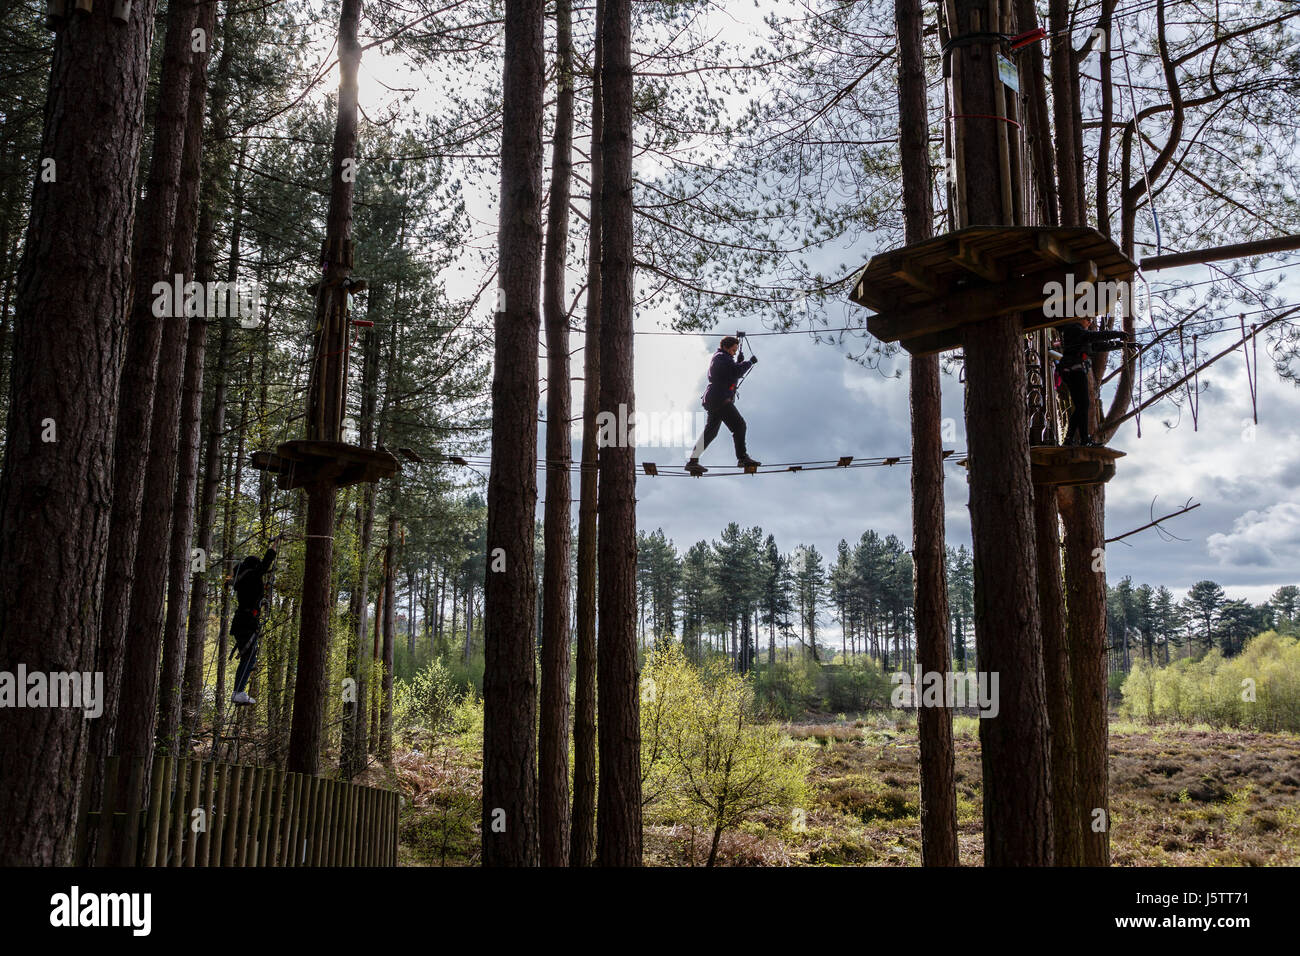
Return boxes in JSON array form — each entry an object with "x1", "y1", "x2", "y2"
[
  {"x1": 539, "y1": 0, "x2": 575, "y2": 869},
  {"x1": 595, "y1": 0, "x2": 642, "y2": 867},
  {"x1": 570, "y1": 0, "x2": 603, "y2": 863},
  {"x1": 343, "y1": 297, "x2": 381, "y2": 776},
  {"x1": 379, "y1": 513, "x2": 397, "y2": 763},
  {"x1": 481, "y1": 0, "x2": 545, "y2": 867},
  {"x1": 406, "y1": 567, "x2": 416, "y2": 657},
  {"x1": 949, "y1": 0, "x2": 1053, "y2": 865},
  {"x1": 182, "y1": 115, "x2": 244, "y2": 738},
  {"x1": 1060, "y1": 486, "x2": 1110, "y2": 864},
  {"x1": 369, "y1": 582, "x2": 383, "y2": 753},
  {"x1": 90, "y1": 0, "x2": 201, "y2": 790},
  {"x1": 213, "y1": 393, "x2": 247, "y2": 747},
  {"x1": 1035, "y1": 492, "x2": 1081, "y2": 863},
  {"x1": 287, "y1": 0, "x2": 363, "y2": 776},
  {"x1": 116, "y1": 0, "x2": 215, "y2": 774},
  {"x1": 0, "y1": 0, "x2": 163, "y2": 866},
  {"x1": 157, "y1": 0, "x2": 220, "y2": 756},
  {"x1": 897, "y1": 0, "x2": 957, "y2": 868}
]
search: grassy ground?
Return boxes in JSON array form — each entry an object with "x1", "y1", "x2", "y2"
[{"x1": 394, "y1": 715, "x2": 1300, "y2": 866}]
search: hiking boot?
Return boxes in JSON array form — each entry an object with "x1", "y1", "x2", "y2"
[
  {"x1": 232, "y1": 691, "x2": 256, "y2": 706},
  {"x1": 737, "y1": 456, "x2": 762, "y2": 468}
]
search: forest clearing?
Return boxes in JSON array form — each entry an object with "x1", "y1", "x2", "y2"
[{"x1": 388, "y1": 714, "x2": 1300, "y2": 867}]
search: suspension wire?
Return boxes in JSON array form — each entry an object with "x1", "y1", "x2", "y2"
[{"x1": 1241, "y1": 314, "x2": 1259, "y2": 424}]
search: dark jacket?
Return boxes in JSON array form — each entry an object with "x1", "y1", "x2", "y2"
[
  {"x1": 233, "y1": 547, "x2": 276, "y2": 612},
  {"x1": 1058, "y1": 322, "x2": 1125, "y2": 368},
  {"x1": 230, "y1": 548, "x2": 275, "y2": 649},
  {"x1": 702, "y1": 349, "x2": 754, "y2": 410}
]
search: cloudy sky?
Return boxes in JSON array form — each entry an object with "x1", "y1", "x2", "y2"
[
  {"x1": 348, "y1": 11, "x2": 1300, "y2": 607},
  {"x1": 563, "y1": 263, "x2": 1300, "y2": 606}
]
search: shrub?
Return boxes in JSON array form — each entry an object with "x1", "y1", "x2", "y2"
[
  {"x1": 752, "y1": 658, "x2": 819, "y2": 718},
  {"x1": 642, "y1": 644, "x2": 810, "y2": 866},
  {"x1": 1119, "y1": 632, "x2": 1300, "y2": 731},
  {"x1": 393, "y1": 658, "x2": 460, "y2": 741}
]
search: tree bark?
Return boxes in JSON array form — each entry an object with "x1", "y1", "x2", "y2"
[
  {"x1": 288, "y1": 0, "x2": 363, "y2": 776},
  {"x1": 595, "y1": 0, "x2": 642, "y2": 867},
  {"x1": 0, "y1": 0, "x2": 163, "y2": 865},
  {"x1": 342, "y1": 310, "x2": 380, "y2": 777},
  {"x1": 379, "y1": 513, "x2": 397, "y2": 763},
  {"x1": 1035, "y1": 491, "x2": 1082, "y2": 863},
  {"x1": 157, "y1": 0, "x2": 220, "y2": 756},
  {"x1": 897, "y1": 0, "x2": 957, "y2": 868},
  {"x1": 1059, "y1": 485, "x2": 1110, "y2": 864},
  {"x1": 481, "y1": 0, "x2": 545, "y2": 867},
  {"x1": 539, "y1": 0, "x2": 575, "y2": 869},
  {"x1": 90, "y1": 0, "x2": 200, "y2": 788},
  {"x1": 570, "y1": 0, "x2": 603, "y2": 869},
  {"x1": 950, "y1": 0, "x2": 1052, "y2": 865}
]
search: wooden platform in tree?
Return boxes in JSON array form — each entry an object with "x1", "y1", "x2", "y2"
[
  {"x1": 250, "y1": 440, "x2": 398, "y2": 490},
  {"x1": 848, "y1": 226, "x2": 1136, "y2": 355},
  {"x1": 955, "y1": 445, "x2": 1124, "y2": 487},
  {"x1": 1030, "y1": 444, "x2": 1124, "y2": 487}
]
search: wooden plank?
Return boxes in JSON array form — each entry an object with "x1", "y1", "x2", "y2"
[
  {"x1": 295, "y1": 773, "x2": 313, "y2": 867},
  {"x1": 305, "y1": 776, "x2": 322, "y2": 865},
  {"x1": 166, "y1": 756, "x2": 186, "y2": 866},
  {"x1": 1029, "y1": 445, "x2": 1124, "y2": 466},
  {"x1": 1032, "y1": 461, "x2": 1115, "y2": 487},
  {"x1": 184, "y1": 759, "x2": 203, "y2": 867},
  {"x1": 952, "y1": 237, "x2": 1006, "y2": 282},
  {"x1": 891, "y1": 259, "x2": 941, "y2": 296},
  {"x1": 255, "y1": 770, "x2": 275, "y2": 866},
  {"x1": 118, "y1": 756, "x2": 146, "y2": 866},
  {"x1": 347, "y1": 783, "x2": 359, "y2": 866},
  {"x1": 335, "y1": 781, "x2": 350, "y2": 866},
  {"x1": 197, "y1": 761, "x2": 216, "y2": 867},
  {"x1": 143, "y1": 756, "x2": 168, "y2": 867},
  {"x1": 869, "y1": 262, "x2": 1099, "y2": 343},
  {"x1": 387, "y1": 790, "x2": 397, "y2": 868},
  {"x1": 207, "y1": 763, "x2": 228, "y2": 866},
  {"x1": 850, "y1": 226, "x2": 1135, "y2": 313},
  {"x1": 239, "y1": 768, "x2": 261, "y2": 866},
  {"x1": 289, "y1": 775, "x2": 308, "y2": 866},
  {"x1": 276, "y1": 773, "x2": 297, "y2": 867},
  {"x1": 1036, "y1": 231, "x2": 1079, "y2": 265},
  {"x1": 222, "y1": 765, "x2": 245, "y2": 866},
  {"x1": 362, "y1": 787, "x2": 373, "y2": 865},
  {"x1": 321, "y1": 779, "x2": 337, "y2": 866}
]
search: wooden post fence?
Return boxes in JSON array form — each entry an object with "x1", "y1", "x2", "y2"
[{"x1": 79, "y1": 756, "x2": 399, "y2": 866}]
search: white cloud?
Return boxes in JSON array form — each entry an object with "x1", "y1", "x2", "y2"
[{"x1": 1206, "y1": 499, "x2": 1300, "y2": 568}]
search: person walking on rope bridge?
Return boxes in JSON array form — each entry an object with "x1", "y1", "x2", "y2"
[
  {"x1": 229, "y1": 537, "x2": 280, "y2": 706},
  {"x1": 1054, "y1": 316, "x2": 1128, "y2": 447},
  {"x1": 687, "y1": 335, "x2": 762, "y2": 472}
]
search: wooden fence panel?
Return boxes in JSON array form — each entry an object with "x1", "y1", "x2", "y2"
[{"x1": 79, "y1": 757, "x2": 397, "y2": 867}]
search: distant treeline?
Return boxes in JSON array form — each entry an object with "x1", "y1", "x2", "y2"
[
  {"x1": 1106, "y1": 580, "x2": 1300, "y2": 673},
  {"x1": 632, "y1": 525, "x2": 1300, "y2": 683}
]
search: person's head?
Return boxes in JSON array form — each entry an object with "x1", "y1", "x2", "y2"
[
  {"x1": 1080, "y1": 315, "x2": 1094, "y2": 329},
  {"x1": 720, "y1": 335, "x2": 740, "y2": 355},
  {"x1": 238, "y1": 555, "x2": 259, "y2": 575}
]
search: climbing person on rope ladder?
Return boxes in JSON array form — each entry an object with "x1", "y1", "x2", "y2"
[
  {"x1": 229, "y1": 536, "x2": 280, "y2": 706},
  {"x1": 1054, "y1": 316, "x2": 1130, "y2": 447},
  {"x1": 686, "y1": 334, "x2": 762, "y2": 474}
]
